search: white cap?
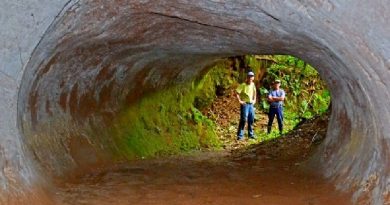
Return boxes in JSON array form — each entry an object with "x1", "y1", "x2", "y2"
[{"x1": 247, "y1": 71, "x2": 255, "y2": 76}]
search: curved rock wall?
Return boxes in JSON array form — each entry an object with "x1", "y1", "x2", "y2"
[{"x1": 0, "y1": 0, "x2": 389, "y2": 204}]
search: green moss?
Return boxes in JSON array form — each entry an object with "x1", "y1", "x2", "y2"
[
  {"x1": 193, "y1": 61, "x2": 237, "y2": 109},
  {"x1": 109, "y1": 80, "x2": 222, "y2": 160}
]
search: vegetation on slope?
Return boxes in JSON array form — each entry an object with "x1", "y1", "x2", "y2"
[
  {"x1": 109, "y1": 62, "x2": 235, "y2": 160},
  {"x1": 109, "y1": 55, "x2": 331, "y2": 160}
]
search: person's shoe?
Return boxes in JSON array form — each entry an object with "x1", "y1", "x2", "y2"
[
  {"x1": 267, "y1": 126, "x2": 272, "y2": 134},
  {"x1": 236, "y1": 136, "x2": 244, "y2": 141},
  {"x1": 249, "y1": 135, "x2": 257, "y2": 140}
]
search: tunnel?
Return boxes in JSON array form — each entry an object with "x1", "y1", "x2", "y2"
[{"x1": 0, "y1": 0, "x2": 389, "y2": 204}]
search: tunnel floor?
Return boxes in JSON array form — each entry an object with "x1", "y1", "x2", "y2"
[
  {"x1": 54, "y1": 149, "x2": 351, "y2": 205},
  {"x1": 53, "y1": 92, "x2": 352, "y2": 205}
]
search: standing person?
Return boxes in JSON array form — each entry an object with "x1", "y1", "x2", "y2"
[
  {"x1": 236, "y1": 71, "x2": 257, "y2": 140},
  {"x1": 267, "y1": 79, "x2": 285, "y2": 134}
]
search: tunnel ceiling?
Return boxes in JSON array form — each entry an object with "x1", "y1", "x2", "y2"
[{"x1": 10, "y1": 0, "x2": 390, "y2": 204}]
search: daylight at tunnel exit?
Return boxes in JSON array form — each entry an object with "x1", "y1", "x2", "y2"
[{"x1": 0, "y1": 1, "x2": 389, "y2": 205}]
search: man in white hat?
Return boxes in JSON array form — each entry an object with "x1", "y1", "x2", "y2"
[
  {"x1": 267, "y1": 79, "x2": 285, "y2": 134},
  {"x1": 235, "y1": 71, "x2": 257, "y2": 140}
]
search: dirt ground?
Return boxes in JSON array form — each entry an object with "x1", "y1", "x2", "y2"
[
  {"x1": 55, "y1": 149, "x2": 351, "y2": 205},
  {"x1": 55, "y1": 93, "x2": 351, "y2": 205}
]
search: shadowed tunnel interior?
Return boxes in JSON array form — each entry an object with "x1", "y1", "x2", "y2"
[{"x1": 4, "y1": 0, "x2": 389, "y2": 204}]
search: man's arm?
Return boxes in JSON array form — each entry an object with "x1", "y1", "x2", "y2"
[
  {"x1": 267, "y1": 94, "x2": 273, "y2": 103},
  {"x1": 236, "y1": 84, "x2": 245, "y2": 105},
  {"x1": 236, "y1": 92, "x2": 245, "y2": 105},
  {"x1": 268, "y1": 91, "x2": 285, "y2": 102},
  {"x1": 272, "y1": 90, "x2": 285, "y2": 101},
  {"x1": 251, "y1": 85, "x2": 257, "y2": 104},
  {"x1": 272, "y1": 96, "x2": 285, "y2": 101}
]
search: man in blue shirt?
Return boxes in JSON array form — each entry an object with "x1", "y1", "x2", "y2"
[{"x1": 267, "y1": 79, "x2": 285, "y2": 134}]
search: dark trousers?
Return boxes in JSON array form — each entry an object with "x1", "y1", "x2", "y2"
[
  {"x1": 267, "y1": 106, "x2": 283, "y2": 133},
  {"x1": 237, "y1": 103, "x2": 254, "y2": 138}
]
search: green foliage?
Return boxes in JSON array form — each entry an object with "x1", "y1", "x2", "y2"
[
  {"x1": 258, "y1": 87, "x2": 270, "y2": 110},
  {"x1": 245, "y1": 55, "x2": 263, "y2": 74},
  {"x1": 255, "y1": 55, "x2": 331, "y2": 132}
]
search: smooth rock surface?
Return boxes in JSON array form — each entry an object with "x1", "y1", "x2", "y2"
[{"x1": 0, "y1": 0, "x2": 389, "y2": 204}]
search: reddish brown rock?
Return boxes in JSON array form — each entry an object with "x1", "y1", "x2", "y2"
[{"x1": 0, "y1": 0, "x2": 388, "y2": 204}]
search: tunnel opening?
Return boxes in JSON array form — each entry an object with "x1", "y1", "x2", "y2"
[
  {"x1": 13, "y1": 1, "x2": 389, "y2": 204},
  {"x1": 19, "y1": 53, "x2": 332, "y2": 172},
  {"x1": 191, "y1": 55, "x2": 332, "y2": 147},
  {"x1": 18, "y1": 52, "x2": 341, "y2": 205}
]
